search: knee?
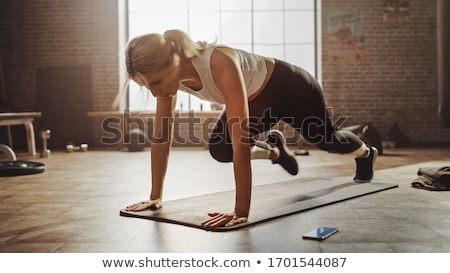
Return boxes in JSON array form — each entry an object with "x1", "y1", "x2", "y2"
[
  {"x1": 208, "y1": 142, "x2": 233, "y2": 163},
  {"x1": 316, "y1": 130, "x2": 363, "y2": 154}
]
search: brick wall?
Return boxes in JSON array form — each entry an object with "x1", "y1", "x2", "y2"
[
  {"x1": 0, "y1": 0, "x2": 120, "y2": 149},
  {"x1": 322, "y1": 0, "x2": 450, "y2": 145},
  {"x1": 0, "y1": 0, "x2": 119, "y2": 112}
]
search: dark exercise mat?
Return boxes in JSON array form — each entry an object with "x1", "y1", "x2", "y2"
[{"x1": 120, "y1": 177, "x2": 398, "y2": 231}]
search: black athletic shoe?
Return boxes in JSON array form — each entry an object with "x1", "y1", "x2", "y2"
[
  {"x1": 266, "y1": 130, "x2": 299, "y2": 175},
  {"x1": 354, "y1": 146, "x2": 378, "y2": 183}
]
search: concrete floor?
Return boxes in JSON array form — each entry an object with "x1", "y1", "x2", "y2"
[{"x1": 1, "y1": 146, "x2": 450, "y2": 253}]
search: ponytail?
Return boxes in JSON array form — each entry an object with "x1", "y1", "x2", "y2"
[{"x1": 163, "y1": 29, "x2": 208, "y2": 60}]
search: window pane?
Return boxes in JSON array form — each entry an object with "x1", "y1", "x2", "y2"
[
  {"x1": 285, "y1": 0, "x2": 315, "y2": 10},
  {"x1": 126, "y1": 0, "x2": 317, "y2": 111},
  {"x1": 285, "y1": 11, "x2": 315, "y2": 43},
  {"x1": 128, "y1": 82, "x2": 156, "y2": 111},
  {"x1": 220, "y1": 0, "x2": 251, "y2": 11},
  {"x1": 128, "y1": 0, "x2": 154, "y2": 12},
  {"x1": 128, "y1": 1, "x2": 188, "y2": 36},
  {"x1": 189, "y1": 0, "x2": 219, "y2": 11},
  {"x1": 189, "y1": 11, "x2": 221, "y2": 42},
  {"x1": 253, "y1": 11, "x2": 284, "y2": 44},
  {"x1": 253, "y1": 0, "x2": 283, "y2": 10},
  {"x1": 286, "y1": 44, "x2": 316, "y2": 74},
  {"x1": 254, "y1": 45, "x2": 285, "y2": 60},
  {"x1": 221, "y1": 12, "x2": 252, "y2": 44},
  {"x1": 176, "y1": 92, "x2": 189, "y2": 111}
]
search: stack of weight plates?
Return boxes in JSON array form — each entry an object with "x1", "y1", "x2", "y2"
[{"x1": 0, "y1": 160, "x2": 46, "y2": 176}]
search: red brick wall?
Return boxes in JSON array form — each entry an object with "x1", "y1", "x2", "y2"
[
  {"x1": 0, "y1": 0, "x2": 119, "y2": 112},
  {"x1": 322, "y1": 0, "x2": 449, "y2": 145}
]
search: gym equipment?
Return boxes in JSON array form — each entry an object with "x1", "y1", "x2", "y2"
[
  {"x1": 0, "y1": 112, "x2": 41, "y2": 156},
  {"x1": 120, "y1": 177, "x2": 397, "y2": 231},
  {"x1": 123, "y1": 128, "x2": 147, "y2": 152},
  {"x1": 1, "y1": 143, "x2": 45, "y2": 177},
  {"x1": 294, "y1": 149, "x2": 309, "y2": 156},
  {"x1": 0, "y1": 160, "x2": 46, "y2": 176},
  {"x1": 40, "y1": 130, "x2": 51, "y2": 158},
  {"x1": 66, "y1": 143, "x2": 88, "y2": 152},
  {"x1": 0, "y1": 144, "x2": 17, "y2": 161}
]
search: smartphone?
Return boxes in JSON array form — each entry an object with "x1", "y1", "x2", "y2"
[{"x1": 302, "y1": 227, "x2": 339, "y2": 240}]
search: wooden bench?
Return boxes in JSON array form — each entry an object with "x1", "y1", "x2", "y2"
[{"x1": 0, "y1": 112, "x2": 42, "y2": 156}]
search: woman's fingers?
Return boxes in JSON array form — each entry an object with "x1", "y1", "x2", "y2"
[
  {"x1": 125, "y1": 202, "x2": 145, "y2": 211},
  {"x1": 225, "y1": 216, "x2": 248, "y2": 227},
  {"x1": 126, "y1": 205, "x2": 248, "y2": 227},
  {"x1": 126, "y1": 200, "x2": 162, "y2": 211},
  {"x1": 207, "y1": 212, "x2": 221, "y2": 217},
  {"x1": 202, "y1": 212, "x2": 232, "y2": 227},
  {"x1": 202, "y1": 212, "x2": 248, "y2": 228}
]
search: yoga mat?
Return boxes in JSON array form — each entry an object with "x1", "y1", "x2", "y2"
[{"x1": 120, "y1": 177, "x2": 398, "y2": 231}]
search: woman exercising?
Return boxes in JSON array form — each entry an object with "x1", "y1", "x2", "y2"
[{"x1": 124, "y1": 29, "x2": 377, "y2": 228}]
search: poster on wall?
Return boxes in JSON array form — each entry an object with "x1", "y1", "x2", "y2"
[
  {"x1": 382, "y1": 0, "x2": 410, "y2": 27},
  {"x1": 327, "y1": 10, "x2": 365, "y2": 62}
]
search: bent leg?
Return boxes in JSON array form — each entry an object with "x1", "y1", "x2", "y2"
[
  {"x1": 208, "y1": 109, "x2": 281, "y2": 162},
  {"x1": 208, "y1": 110, "x2": 233, "y2": 162},
  {"x1": 316, "y1": 128, "x2": 366, "y2": 155}
]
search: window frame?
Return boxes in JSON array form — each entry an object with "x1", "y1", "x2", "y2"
[{"x1": 122, "y1": 0, "x2": 320, "y2": 112}]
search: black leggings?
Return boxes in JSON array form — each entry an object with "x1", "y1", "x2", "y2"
[{"x1": 209, "y1": 59, "x2": 364, "y2": 162}]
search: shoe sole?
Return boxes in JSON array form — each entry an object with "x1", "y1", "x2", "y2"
[{"x1": 267, "y1": 130, "x2": 299, "y2": 175}]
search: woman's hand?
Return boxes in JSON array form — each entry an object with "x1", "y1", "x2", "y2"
[
  {"x1": 201, "y1": 212, "x2": 248, "y2": 228},
  {"x1": 126, "y1": 199, "x2": 162, "y2": 211}
]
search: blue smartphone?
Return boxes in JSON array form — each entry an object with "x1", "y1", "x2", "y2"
[{"x1": 302, "y1": 227, "x2": 339, "y2": 240}]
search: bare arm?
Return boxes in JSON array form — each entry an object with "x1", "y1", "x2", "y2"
[
  {"x1": 150, "y1": 95, "x2": 176, "y2": 201},
  {"x1": 202, "y1": 48, "x2": 252, "y2": 227},
  {"x1": 126, "y1": 95, "x2": 176, "y2": 211}
]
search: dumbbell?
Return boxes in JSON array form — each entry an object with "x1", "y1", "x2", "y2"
[
  {"x1": 40, "y1": 130, "x2": 51, "y2": 158},
  {"x1": 66, "y1": 143, "x2": 88, "y2": 152}
]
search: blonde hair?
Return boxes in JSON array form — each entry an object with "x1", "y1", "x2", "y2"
[{"x1": 113, "y1": 30, "x2": 208, "y2": 108}]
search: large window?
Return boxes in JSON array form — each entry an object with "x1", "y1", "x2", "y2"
[{"x1": 127, "y1": 0, "x2": 317, "y2": 111}]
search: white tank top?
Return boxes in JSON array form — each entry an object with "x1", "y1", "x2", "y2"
[{"x1": 178, "y1": 45, "x2": 267, "y2": 104}]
